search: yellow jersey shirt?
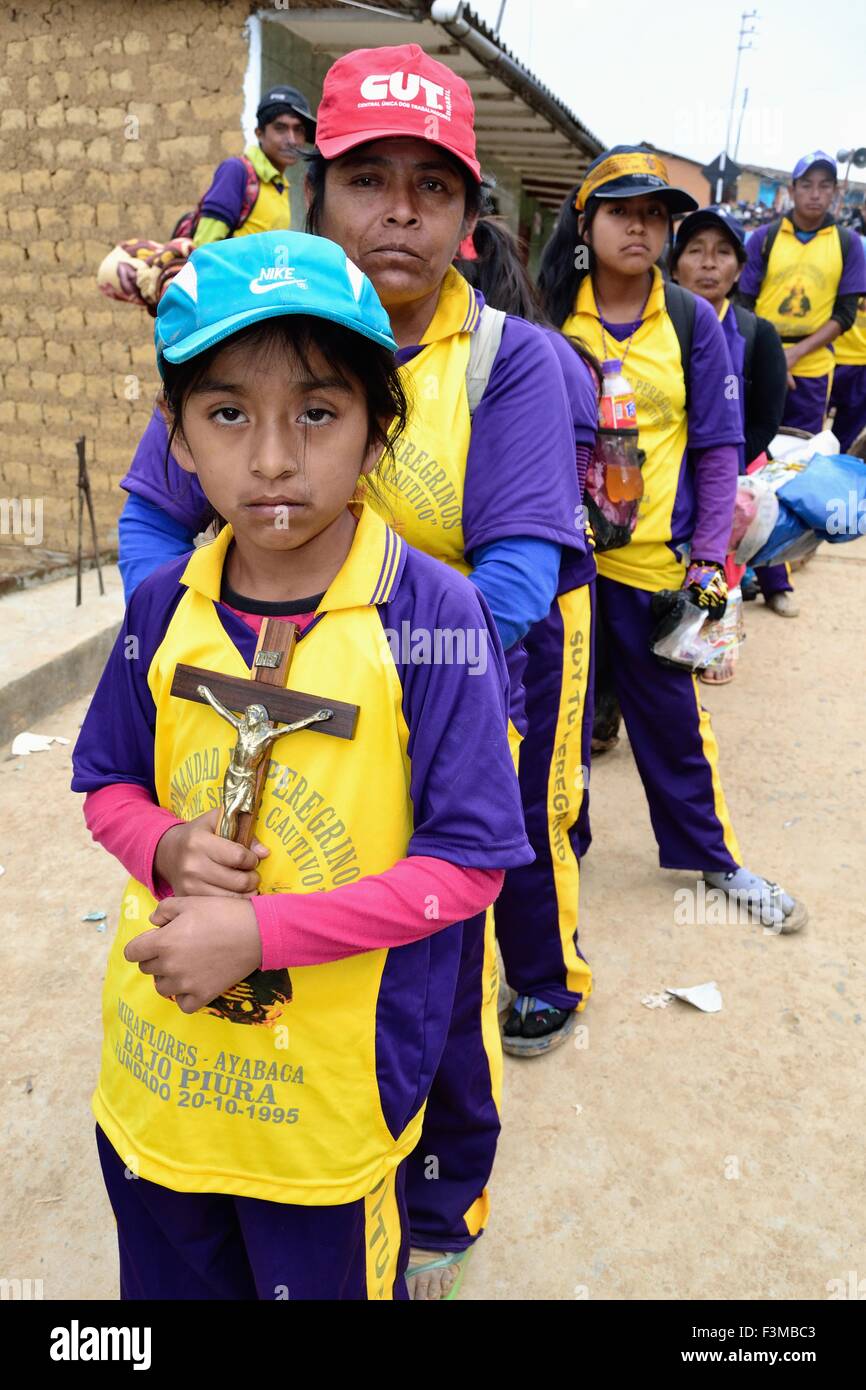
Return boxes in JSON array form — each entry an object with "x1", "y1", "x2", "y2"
[
  {"x1": 367, "y1": 266, "x2": 586, "y2": 582},
  {"x1": 754, "y1": 220, "x2": 843, "y2": 377},
  {"x1": 71, "y1": 506, "x2": 532, "y2": 1205},
  {"x1": 193, "y1": 143, "x2": 291, "y2": 247},
  {"x1": 834, "y1": 292, "x2": 866, "y2": 365},
  {"x1": 562, "y1": 269, "x2": 742, "y2": 590}
]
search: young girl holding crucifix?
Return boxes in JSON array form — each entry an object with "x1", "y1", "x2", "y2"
[{"x1": 71, "y1": 229, "x2": 531, "y2": 1301}]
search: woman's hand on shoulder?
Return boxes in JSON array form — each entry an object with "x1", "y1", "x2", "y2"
[
  {"x1": 154, "y1": 808, "x2": 269, "y2": 896},
  {"x1": 125, "y1": 896, "x2": 264, "y2": 1014}
]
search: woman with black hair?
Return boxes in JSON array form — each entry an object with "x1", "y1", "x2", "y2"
[
  {"x1": 537, "y1": 147, "x2": 807, "y2": 934},
  {"x1": 671, "y1": 206, "x2": 787, "y2": 472},
  {"x1": 455, "y1": 217, "x2": 599, "y2": 1055},
  {"x1": 306, "y1": 45, "x2": 591, "y2": 1299},
  {"x1": 671, "y1": 206, "x2": 790, "y2": 649}
]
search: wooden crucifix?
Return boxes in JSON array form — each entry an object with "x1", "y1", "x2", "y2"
[{"x1": 169, "y1": 618, "x2": 359, "y2": 1026}]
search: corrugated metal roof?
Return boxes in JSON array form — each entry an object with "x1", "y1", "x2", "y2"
[{"x1": 264, "y1": 0, "x2": 604, "y2": 208}]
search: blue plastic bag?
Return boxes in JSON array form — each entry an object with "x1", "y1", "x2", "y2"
[
  {"x1": 749, "y1": 506, "x2": 810, "y2": 566},
  {"x1": 750, "y1": 453, "x2": 866, "y2": 564},
  {"x1": 777, "y1": 453, "x2": 866, "y2": 541}
]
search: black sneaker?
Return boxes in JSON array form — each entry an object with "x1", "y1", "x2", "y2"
[{"x1": 502, "y1": 996, "x2": 577, "y2": 1057}]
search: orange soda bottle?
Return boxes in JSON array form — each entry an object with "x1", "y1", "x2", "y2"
[{"x1": 598, "y1": 360, "x2": 643, "y2": 502}]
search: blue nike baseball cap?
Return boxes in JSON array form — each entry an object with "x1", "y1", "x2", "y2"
[
  {"x1": 155, "y1": 230, "x2": 397, "y2": 377},
  {"x1": 792, "y1": 150, "x2": 837, "y2": 182}
]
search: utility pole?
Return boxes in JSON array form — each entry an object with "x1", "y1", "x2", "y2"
[
  {"x1": 717, "y1": 11, "x2": 758, "y2": 202},
  {"x1": 733, "y1": 87, "x2": 750, "y2": 164},
  {"x1": 725, "y1": 10, "x2": 758, "y2": 160}
]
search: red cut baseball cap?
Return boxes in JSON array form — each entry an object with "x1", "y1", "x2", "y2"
[{"x1": 315, "y1": 43, "x2": 482, "y2": 183}]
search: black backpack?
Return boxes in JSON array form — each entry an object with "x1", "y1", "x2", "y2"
[
  {"x1": 732, "y1": 302, "x2": 758, "y2": 400},
  {"x1": 664, "y1": 281, "x2": 758, "y2": 413},
  {"x1": 759, "y1": 216, "x2": 853, "y2": 272},
  {"x1": 663, "y1": 280, "x2": 696, "y2": 412}
]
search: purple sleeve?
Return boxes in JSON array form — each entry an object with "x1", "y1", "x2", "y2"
[
  {"x1": 120, "y1": 406, "x2": 211, "y2": 532},
  {"x1": 542, "y1": 327, "x2": 599, "y2": 448},
  {"x1": 463, "y1": 316, "x2": 585, "y2": 554},
  {"x1": 737, "y1": 223, "x2": 771, "y2": 300},
  {"x1": 689, "y1": 444, "x2": 739, "y2": 563},
  {"x1": 198, "y1": 157, "x2": 248, "y2": 229},
  {"x1": 686, "y1": 296, "x2": 745, "y2": 450},
  {"x1": 839, "y1": 229, "x2": 866, "y2": 295},
  {"x1": 575, "y1": 442, "x2": 592, "y2": 500},
  {"x1": 70, "y1": 558, "x2": 188, "y2": 796},
  {"x1": 383, "y1": 547, "x2": 533, "y2": 869}
]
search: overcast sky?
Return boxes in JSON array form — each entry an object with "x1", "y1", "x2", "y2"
[{"x1": 468, "y1": 0, "x2": 865, "y2": 173}]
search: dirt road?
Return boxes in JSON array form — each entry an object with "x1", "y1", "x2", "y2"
[{"x1": 2, "y1": 550, "x2": 864, "y2": 1301}]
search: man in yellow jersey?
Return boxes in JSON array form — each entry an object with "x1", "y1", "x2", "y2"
[
  {"x1": 117, "y1": 87, "x2": 319, "y2": 583},
  {"x1": 190, "y1": 86, "x2": 317, "y2": 246},
  {"x1": 738, "y1": 152, "x2": 866, "y2": 433},
  {"x1": 737, "y1": 152, "x2": 866, "y2": 613}
]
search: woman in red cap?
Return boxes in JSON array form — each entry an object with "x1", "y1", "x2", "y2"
[
  {"x1": 307, "y1": 43, "x2": 595, "y2": 1298},
  {"x1": 453, "y1": 216, "x2": 600, "y2": 1031}
]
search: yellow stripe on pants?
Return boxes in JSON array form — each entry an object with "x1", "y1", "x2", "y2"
[
  {"x1": 457, "y1": 720, "x2": 524, "y2": 1238},
  {"x1": 691, "y1": 677, "x2": 742, "y2": 865},
  {"x1": 545, "y1": 588, "x2": 594, "y2": 1005},
  {"x1": 364, "y1": 1169, "x2": 404, "y2": 1300}
]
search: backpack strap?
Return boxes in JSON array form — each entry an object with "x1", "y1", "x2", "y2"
[
  {"x1": 663, "y1": 280, "x2": 696, "y2": 414},
  {"x1": 170, "y1": 156, "x2": 261, "y2": 241},
  {"x1": 732, "y1": 303, "x2": 758, "y2": 390},
  {"x1": 760, "y1": 218, "x2": 783, "y2": 267},
  {"x1": 762, "y1": 216, "x2": 852, "y2": 269},
  {"x1": 466, "y1": 304, "x2": 507, "y2": 416},
  {"x1": 838, "y1": 224, "x2": 853, "y2": 266},
  {"x1": 238, "y1": 154, "x2": 261, "y2": 228}
]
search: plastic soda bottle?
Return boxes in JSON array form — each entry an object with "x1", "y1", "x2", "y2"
[{"x1": 598, "y1": 360, "x2": 643, "y2": 502}]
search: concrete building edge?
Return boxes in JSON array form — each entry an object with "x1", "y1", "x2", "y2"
[{"x1": 1, "y1": 623, "x2": 120, "y2": 753}]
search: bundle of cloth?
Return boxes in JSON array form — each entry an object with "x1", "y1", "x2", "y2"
[
  {"x1": 96, "y1": 237, "x2": 194, "y2": 316},
  {"x1": 730, "y1": 429, "x2": 866, "y2": 567}
]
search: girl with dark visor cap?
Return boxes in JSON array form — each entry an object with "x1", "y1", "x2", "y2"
[{"x1": 538, "y1": 147, "x2": 807, "y2": 935}]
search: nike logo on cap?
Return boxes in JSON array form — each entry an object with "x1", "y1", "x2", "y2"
[{"x1": 248, "y1": 267, "x2": 308, "y2": 295}]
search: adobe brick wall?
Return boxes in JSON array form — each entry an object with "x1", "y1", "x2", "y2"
[{"x1": 0, "y1": 0, "x2": 256, "y2": 573}]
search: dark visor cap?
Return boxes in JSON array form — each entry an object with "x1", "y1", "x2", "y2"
[
  {"x1": 577, "y1": 146, "x2": 698, "y2": 214},
  {"x1": 256, "y1": 85, "x2": 317, "y2": 138},
  {"x1": 674, "y1": 206, "x2": 747, "y2": 263},
  {"x1": 592, "y1": 172, "x2": 698, "y2": 214}
]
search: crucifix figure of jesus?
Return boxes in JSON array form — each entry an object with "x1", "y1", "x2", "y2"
[
  {"x1": 169, "y1": 617, "x2": 360, "y2": 1025},
  {"x1": 197, "y1": 686, "x2": 332, "y2": 841}
]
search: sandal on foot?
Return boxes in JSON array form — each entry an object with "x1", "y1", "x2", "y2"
[
  {"x1": 501, "y1": 995, "x2": 577, "y2": 1057},
  {"x1": 775, "y1": 894, "x2": 808, "y2": 934},
  {"x1": 766, "y1": 591, "x2": 799, "y2": 618},
  {"x1": 406, "y1": 1247, "x2": 472, "y2": 1301},
  {"x1": 591, "y1": 733, "x2": 619, "y2": 754},
  {"x1": 700, "y1": 665, "x2": 735, "y2": 685},
  {"x1": 704, "y1": 871, "x2": 808, "y2": 935},
  {"x1": 746, "y1": 879, "x2": 808, "y2": 935}
]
